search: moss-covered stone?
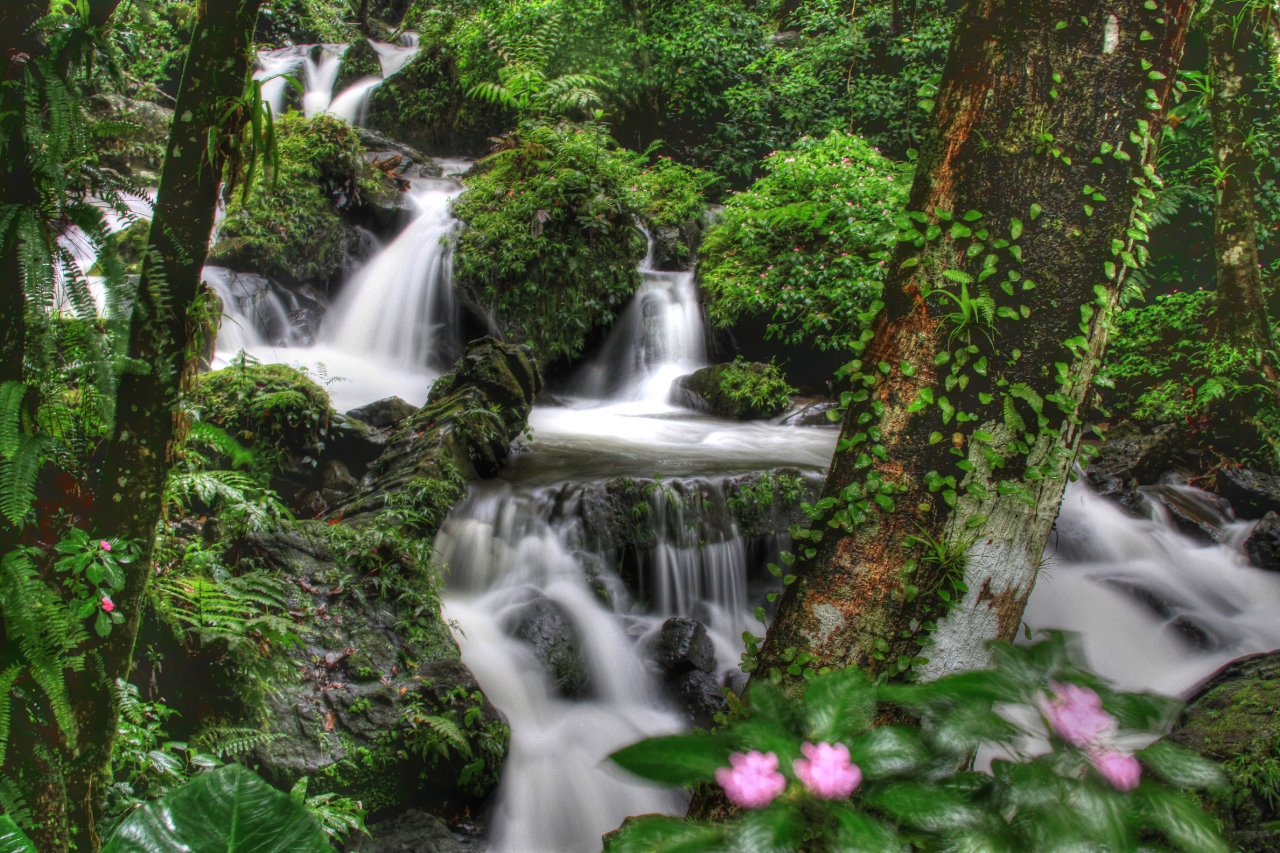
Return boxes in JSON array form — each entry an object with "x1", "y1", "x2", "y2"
[
  {"x1": 365, "y1": 43, "x2": 508, "y2": 157},
  {"x1": 672, "y1": 359, "x2": 797, "y2": 420},
  {"x1": 1166, "y1": 651, "x2": 1280, "y2": 853}
]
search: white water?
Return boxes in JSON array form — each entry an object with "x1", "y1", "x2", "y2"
[
  {"x1": 210, "y1": 173, "x2": 464, "y2": 412},
  {"x1": 301, "y1": 44, "x2": 348, "y2": 117},
  {"x1": 255, "y1": 36, "x2": 419, "y2": 125}
]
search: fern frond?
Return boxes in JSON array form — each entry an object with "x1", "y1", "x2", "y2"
[
  {"x1": 0, "y1": 664, "x2": 21, "y2": 766},
  {"x1": 191, "y1": 725, "x2": 282, "y2": 758}
]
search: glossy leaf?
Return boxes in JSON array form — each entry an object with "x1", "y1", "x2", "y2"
[
  {"x1": 101, "y1": 763, "x2": 329, "y2": 853},
  {"x1": 605, "y1": 815, "x2": 726, "y2": 853},
  {"x1": 0, "y1": 817, "x2": 35, "y2": 853},
  {"x1": 804, "y1": 668, "x2": 875, "y2": 744},
  {"x1": 609, "y1": 734, "x2": 732, "y2": 786}
]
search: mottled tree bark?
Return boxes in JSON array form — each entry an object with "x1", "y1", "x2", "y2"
[
  {"x1": 1206, "y1": 4, "x2": 1273, "y2": 367},
  {"x1": 60, "y1": 0, "x2": 264, "y2": 846},
  {"x1": 752, "y1": 0, "x2": 1191, "y2": 689}
]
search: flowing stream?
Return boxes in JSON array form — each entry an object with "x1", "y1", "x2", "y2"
[
  {"x1": 255, "y1": 35, "x2": 420, "y2": 126},
  {"x1": 212, "y1": 184, "x2": 1280, "y2": 851}
]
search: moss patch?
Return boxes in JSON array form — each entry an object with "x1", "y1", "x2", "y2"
[{"x1": 674, "y1": 359, "x2": 796, "y2": 420}]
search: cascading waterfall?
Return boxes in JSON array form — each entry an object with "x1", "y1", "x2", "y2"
[
  {"x1": 301, "y1": 43, "x2": 348, "y2": 117},
  {"x1": 254, "y1": 45, "x2": 308, "y2": 116},
  {"x1": 319, "y1": 182, "x2": 461, "y2": 371},
  {"x1": 254, "y1": 37, "x2": 420, "y2": 126}
]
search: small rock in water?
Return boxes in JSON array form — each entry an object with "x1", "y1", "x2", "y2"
[
  {"x1": 670, "y1": 668, "x2": 728, "y2": 729},
  {"x1": 504, "y1": 594, "x2": 590, "y2": 698},
  {"x1": 781, "y1": 400, "x2": 840, "y2": 427},
  {"x1": 1140, "y1": 484, "x2": 1227, "y2": 544},
  {"x1": 1216, "y1": 467, "x2": 1280, "y2": 520},
  {"x1": 1244, "y1": 512, "x2": 1280, "y2": 572},
  {"x1": 345, "y1": 808, "x2": 461, "y2": 853},
  {"x1": 1084, "y1": 424, "x2": 1176, "y2": 510},
  {"x1": 346, "y1": 396, "x2": 419, "y2": 428},
  {"x1": 655, "y1": 617, "x2": 717, "y2": 674}
]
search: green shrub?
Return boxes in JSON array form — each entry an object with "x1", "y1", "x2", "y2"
[
  {"x1": 191, "y1": 358, "x2": 332, "y2": 472},
  {"x1": 452, "y1": 120, "x2": 650, "y2": 363},
  {"x1": 212, "y1": 113, "x2": 374, "y2": 287},
  {"x1": 1099, "y1": 290, "x2": 1280, "y2": 467},
  {"x1": 632, "y1": 156, "x2": 721, "y2": 230},
  {"x1": 699, "y1": 131, "x2": 908, "y2": 353},
  {"x1": 719, "y1": 358, "x2": 796, "y2": 414}
]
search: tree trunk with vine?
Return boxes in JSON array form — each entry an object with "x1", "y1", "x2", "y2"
[
  {"x1": 1206, "y1": 3, "x2": 1273, "y2": 369},
  {"x1": 60, "y1": 0, "x2": 263, "y2": 846},
  {"x1": 749, "y1": 0, "x2": 1192, "y2": 690}
]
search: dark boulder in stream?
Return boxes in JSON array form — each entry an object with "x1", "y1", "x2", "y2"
[
  {"x1": 504, "y1": 593, "x2": 590, "y2": 698},
  {"x1": 1216, "y1": 467, "x2": 1280, "y2": 520},
  {"x1": 1244, "y1": 512, "x2": 1280, "y2": 572},
  {"x1": 346, "y1": 395, "x2": 419, "y2": 428},
  {"x1": 653, "y1": 618, "x2": 726, "y2": 727},
  {"x1": 1083, "y1": 424, "x2": 1176, "y2": 510},
  {"x1": 1167, "y1": 650, "x2": 1280, "y2": 852}
]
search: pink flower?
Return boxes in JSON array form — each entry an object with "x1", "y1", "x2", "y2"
[
  {"x1": 1090, "y1": 750, "x2": 1142, "y2": 791},
  {"x1": 1040, "y1": 682, "x2": 1115, "y2": 748},
  {"x1": 715, "y1": 751, "x2": 787, "y2": 809},
  {"x1": 100, "y1": 540, "x2": 112, "y2": 552},
  {"x1": 101, "y1": 595, "x2": 114, "y2": 612},
  {"x1": 793, "y1": 741, "x2": 862, "y2": 800}
]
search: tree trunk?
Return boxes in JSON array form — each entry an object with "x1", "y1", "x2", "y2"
[
  {"x1": 1206, "y1": 3, "x2": 1273, "y2": 367},
  {"x1": 752, "y1": 0, "x2": 1191, "y2": 689},
  {"x1": 61, "y1": 0, "x2": 263, "y2": 845}
]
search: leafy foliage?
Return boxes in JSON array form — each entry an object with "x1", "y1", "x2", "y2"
[
  {"x1": 610, "y1": 634, "x2": 1227, "y2": 853},
  {"x1": 451, "y1": 120, "x2": 650, "y2": 362},
  {"x1": 700, "y1": 132, "x2": 907, "y2": 352},
  {"x1": 102, "y1": 763, "x2": 330, "y2": 853},
  {"x1": 717, "y1": 358, "x2": 797, "y2": 415}
]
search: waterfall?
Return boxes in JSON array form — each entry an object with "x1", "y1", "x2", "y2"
[
  {"x1": 204, "y1": 266, "x2": 309, "y2": 352},
  {"x1": 326, "y1": 77, "x2": 381, "y2": 125},
  {"x1": 569, "y1": 266, "x2": 707, "y2": 405},
  {"x1": 301, "y1": 44, "x2": 348, "y2": 117},
  {"x1": 1024, "y1": 477, "x2": 1280, "y2": 696},
  {"x1": 254, "y1": 45, "x2": 308, "y2": 116},
  {"x1": 319, "y1": 181, "x2": 460, "y2": 372},
  {"x1": 371, "y1": 38, "x2": 419, "y2": 77}
]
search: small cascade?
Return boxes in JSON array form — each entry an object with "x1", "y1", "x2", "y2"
[
  {"x1": 319, "y1": 180, "x2": 461, "y2": 371},
  {"x1": 254, "y1": 45, "x2": 309, "y2": 116},
  {"x1": 204, "y1": 266, "x2": 312, "y2": 352},
  {"x1": 570, "y1": 275, "x2": 706, "y2": 406},
  {"x1": 301, "y1": 43, "x2": 348, "y2": 117},
  {"x1": 371, "y1": 37, "x2": 419, "y2": 77},
  {"x1": 1024, "y1": 477, "x2": 1280, "y2": 696},
  {"x1": 326, "y1": 76, "x2": 381, "y2": 124},
  {"x1": 436, "y1": 464, "x2": 825, "y2": 853}
]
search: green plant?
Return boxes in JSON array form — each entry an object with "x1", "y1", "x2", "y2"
[
  {"x1": 0, "y1": 815, "x2": 34, "y2": 853},
  {"x1": 699, "y1": 132, "x2": 907, "y2": 353},
  {"x1": 101, "y1": 763, "x2": 330, "y2": 853},
  {"x1": 718, "y1": 358, "x2": 797, "y2": 415},
  {"x1": 467, "y1": 13, "x2": 605, "y2": 118},
  {"x1": 290, "y1": 776, "x2": 367, "y2": 842},
  {"x1": 609, "y1": 633, "x2": 1228, "y2": 853}
]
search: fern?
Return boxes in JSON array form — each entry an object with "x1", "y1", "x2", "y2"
[
  {"x1": 0, "y1": 665, "x2": 20, "y2": 766},
  {"x1": 152, "y1": 570, "x2": 298, "y2": 652},
  {"x1": 191, "y1": 725, "x2": 282, "y2": 759},
  {"x1": 0, "y1": 775, "x2": 33, "y2": 830},
  {"x1": 0, "y1": 550, "x2": 87, "y2": 760}
]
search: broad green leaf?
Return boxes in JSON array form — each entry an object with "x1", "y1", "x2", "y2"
[
  {"x1": 609, "y1": 734, "x2": 732, "y2": 786},
  {"x1": 1136, "y1": 784, "x2": 1230, "y2": 853},
  {"x1": 102, "y1": 763, "x2": 329, "y2": 853},
  {"x1": 845, "y1": 727, "x2": 929, "y2": 779},
  {"x1": 0, "y1": 816, "x2": 35, "y2": 853},
  {"x1": 827, "y1": 804, "x2": 899, "y2": 853},
  {"x1": 732, "y1": 803, "x2": 804, "y2": 853},
  {"x1": 805, "y1": 668, "x2": 875, "y2": 744},
  {"x1": 1138, "y1": 742, "x2": 1227, "y2": 791},
  {"x1": 605, "y1": 815, "x2": 726, "y2": 853}
]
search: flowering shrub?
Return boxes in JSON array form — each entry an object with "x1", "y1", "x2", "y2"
[
  {"x1": 608, "y1": 634, "x2": 1228, "y2": 853},
  {"x1": 51, "y1": 528, "x2": 138, "y2": 636}
]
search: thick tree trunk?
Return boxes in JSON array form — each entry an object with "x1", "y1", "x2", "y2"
[
  {"x1": 61, "y1": 0, "x2": 263, "y2": 845},
  {"x1": 1207, "y1": 4, "x2": 1273, "y2": 366},
  {"x1": 752, "y1": 0, "x2": 1191, "y2": 689}
]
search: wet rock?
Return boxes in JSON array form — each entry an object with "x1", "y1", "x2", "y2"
[
  {"x1": 1140, "y1": 484, "x2": 1229, "y2": 544},
  {"x1": 1216, "y1": 467, "x2": 1280, "y2": 520},
  {"x1": 325, "y1": 413, "x2": 388, "y2": 478},
  {"x1": 322, "y1": 459, "x2": 360, "y2": 505},
  {"x1": 646, "y1": 219, "x2": 705, "y2": 272},
  {"x1": 346, "y1": 396, "x2": 419, "y2": 429},
  {"x1": 504, "y1": 594, "x2": 589, "y2": 698},
  {"x1": 1166, "y1": 651, "x2": 1280, "y2": 852},
  {"x1": 655, "y1": 618, "x2": 716, "y2": 675},
  {"x1": 334, "y1": 338, "x2": 541, "y2": 522},
  {"x1": 781, "y1": 400, "x2": 840, "y2": 427},
  {"x1": 1243, "y1": 512, "x2": 1280, "y2": 572},
  {"x1": 1084, "y1": 424, "x2": 1176, "y2": 509},
  {"x1": 355, "y1": 128, "x2": 442, "y2": 178},
  {"x1": 669, "y1": 669, "x2": 728, "y2": 729},
  {"x1": 346, "y1": 809, "x2": 461, "y2": 853},
  {"x1": 671, "y1": 362, "x2": 793, "y2": 420}
]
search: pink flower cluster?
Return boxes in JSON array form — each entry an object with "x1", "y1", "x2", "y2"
[
  {"x1": 1041, "y1": 682, "x2": 1141, "y2": 791},
  {"x1": 716, "y1": 742, "x2": 862, "y2": 808}
]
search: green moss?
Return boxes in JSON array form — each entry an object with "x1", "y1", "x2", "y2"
[
  {"x1": 699, "y1": 131, "x2": 908, "y2": 352},
  {"x1": 211, "y1": 113, "x2": 374, "y2": 287},
  {"x1": 192, "y1": 358, "x2": 332, "y2": 471},
  {"x1": 452, "y1": 121, "x2": 650, "y2": 363},
  {"x1": 718, "y1": 358, "x2": 796, "y2": 414},
  {"x1": 727, "y1": 470, "x2": 805, "y2": 535}
]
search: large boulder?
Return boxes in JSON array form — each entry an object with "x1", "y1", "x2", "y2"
[
  {"x1": 503, "y1": 593, "x2": 589, "y2": 698},
  {"x1": 346, "y1": 809, "x2": 461, "y2": 853},
  {"x1": 671, "y1": 361, "x2": 795, "y2": 420},
  {"x1": 333, "y1": 337, "x2": 542, "y2": 523},
  {"x1": 1166, "y1": 651, "x2": 1280, "y2": 853},
  {"x1": 347, "y1": 396, "x2": 419, "y2": 429},
  {"x1": 655, "y1": 618, "x2": 716, "y2": 675},
  {"x1": 1083, "y1": 424, "x2": 1176, "y2": 509},
  {"x1": 1216, "y1": 468, "x2": 1280, "y2": 520}
]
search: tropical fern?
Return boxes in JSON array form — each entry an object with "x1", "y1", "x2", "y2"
[
  {"x1": 152, "y1": 570, "x2": 298, "y2": 652},
  {"x1": 0, "y1": 550, "x2": 87, "y2": 763},
  {"x1": 191, "y1": 725, "x2": 282, "y2": 759}
]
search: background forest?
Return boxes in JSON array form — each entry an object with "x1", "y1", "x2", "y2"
[{"x1": 3, "y1": 0, "x2": 1280, "y2": 852}]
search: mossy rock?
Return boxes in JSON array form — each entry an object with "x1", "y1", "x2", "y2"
[
  {"x1": 192, "y1": 361, "x2": 331, "y2": 467},
  {"x1": 672, "y1": 360, "x2": 796, "y2": 420},
  {"x1": 1166, "y1": 651, "x2": 1280, "y2": 853},
  {"x1": 365, "y1": 44, "x2": 509, "y2": 157}
]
